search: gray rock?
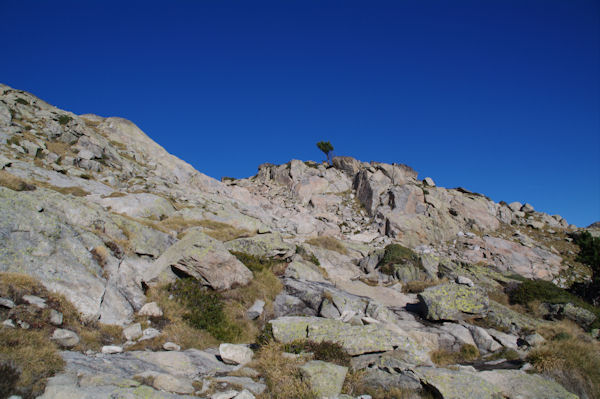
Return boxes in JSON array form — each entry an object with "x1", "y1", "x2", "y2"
[
  {"x1": 545, "y1": 302, "x2": 597, "y2": 328},
  {"x1": 332, "y1": 156, "x2": 361, "y2": 176},
  {"x1": 139, "y1": 327, "x2": 161, "y2": 341},
  {"x1": 455, "y1": 276, "x2": 474, "y2": 287},
  {"x1": 136, "y1": 372, "x2": 195, "y2": 395},
  {"x1": 101, "y1": 345, "x2": 123, "y2": 354},
  {"x1": 486, "y1": 329, "x2": 518, "y2": 350},
  {"x1": 51, "y1": 329, "x2": 80, "y2": 348},
  {"x1": 508, "y1": 201, "x2": 523, "y2": 212},
  {"x1": 139, "y1": 302, "x2": 163, "y2": 317},
  {"x1": 521, "y1": 203, "x2": 535, "y2": 213},
  {"x1": 478, "y1": 369, "x2": 578, "y2": 399},
  {"x1": 211, "y1": 391, "x2": 239, "y2": 399},
  {"x1": 23, "y1": 294, "x2": 47, "y2": 308},
  {"x1": 123, "y1": 323, "x2": 143, "y2": 341},
  {"x1": 212, "y1": 377, "x2": 265, "y2": 395},
  {"x1": 163, "y1": 342, "x2": 181, "y2": 351},
  {"x1": 233, "y1": 390, "x2": 255, "y2": 399},
  {"x1": 246, "y1": 299, "x2": 265, "y2": 320},
  {"x1": 269, "y1": 316, "x2": 430, "y2": 362},
  {"x1": 465, "y1": 325, "x2": 502, "y2": 353},
  {"x1": 49, "y1": 309, "x2": 63, "y2": 326},
  {"x1": 524, "y1": 332, "x2": 545, "y2": 347},
  {"x1": 423, "y1": 177, "x2": 435, "y2": 187},
  {"x1": 415, "y1": 367, "x2": 503, "y2": 399},
  {"x1": 0, "y1": 297, "x2": 15, "y2": 308},
  {"x1": 2, "y1": 319, "x2": 15, "y2": 328},
  {"x1": 146, "y1": 229, "x2": 253, "y2": 290},
  {"x1": 300, "y1": 360, "x2": 348, "y2": 399},
  {"x1": 225, "y1": 232, "x2": 295, "y2": 259},
  {"x1": 418, "y1": 283, "x2": 489, "y2": 321},
  {"x1": 219, "y1": 343, "x2": 254, "y2": 365}
]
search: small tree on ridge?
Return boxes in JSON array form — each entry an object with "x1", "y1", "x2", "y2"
[{"x1": 316, "y1": 141, "x2": 334, "y2": 165}]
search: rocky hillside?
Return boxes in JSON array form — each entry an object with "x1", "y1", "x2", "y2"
[{"x1": 0, "y1": 84, "x2": 598, "y2": 399}]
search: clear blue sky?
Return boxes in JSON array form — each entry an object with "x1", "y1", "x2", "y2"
[{"x1": 1, "y1": 1, "x2": 599, "y2": 227}]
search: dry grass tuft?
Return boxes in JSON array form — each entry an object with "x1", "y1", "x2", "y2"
[
  {"x1": 0, "y1": 329, "x2": 64, "y2": 398},
  {"x1": 0, "y1": 171, "x2": 36, "y2": 191},
  {"x1": 306, "y1": 236, "x2": 348, "y2": 255},
  {"x1": 430, "y1": 344, "x2": 480, "y2": 366},
  {"x1": 196, "y1": 219, "x2": 254, "y2": 242},
  {"x1": 102, "y1": 191, "x2": 127, "y2": 198},
  {"x1": 527, "y1": 320, "x2": 600, "y2": 399},
  {"x1": 45, "y1": 141, "x2": 73, "y2": 157},
  {"x1": 252, "y1": 341, "x2": 316, "y2": 399},
  {"x1": 402, "y1": 279, "x2": 444, "y2": 293}
]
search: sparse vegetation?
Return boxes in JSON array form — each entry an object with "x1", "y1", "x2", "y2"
[
  {"x1": 56, "y1": 115, "x2": 73, "y2": 125},
  {"x1": 527, "y1": 321, "x2": 600, "y2": 399},
  {"x1": 570, "y1": 231, "x2": 600, "y2": 306},
  {"x1": 0, "y1": 329, "x2": 64, "y2": 398},
  {"x1": 0, "y1": 273, "x2": 123, "y2": 397},
  {"x1": 15, "y1": 98, "x2": 29, "y2": 105},
  {"x1": 283, "y1": 340, "x2": 351, "y2": 367},
  {"x1": 430, "y1": 344, "x2": 480, "y2": 366},
  {"x1": 295, "y1": 245, "x2": 321, "y2": 266},
  {"x1": 0, "y1": 171, "x2": 36, "y2": 191},
  {"x1": 167, "y1": 278, "x2": 243, "y2": 342},
  {"x1": 378, "y1": 243, "x2": 419, "y2": 276},
  {"x1": 252, "y1": 342, "x2": 316, "y2": 399},
  {"x1": 306, "y1": 235, "x2": 348, "y2": 255},
  {"x1": 402, "y1": 279, "x2": 442, "y2": 293},
  {"x1": 509, "y1": 278, "x2": 600, "y2": 329},
  {"x1": 316, "y1": 141, "x2": 334, "y2": 165}
]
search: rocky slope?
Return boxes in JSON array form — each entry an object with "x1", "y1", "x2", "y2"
[{"x1": 0, "y1": 84, "x2": 598, "y2": 399}]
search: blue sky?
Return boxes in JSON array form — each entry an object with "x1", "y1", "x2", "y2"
[{"x1": 1, "y1": 1, "x2": 599, "y2": 226}]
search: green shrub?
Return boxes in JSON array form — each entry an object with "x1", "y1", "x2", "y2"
[
  {"x1": 378, "y1": 244, "x2": 418, "y2": 276},
  {"x1": 231, "y1": 251, "x2": 278, "y2": 273},
  {"x1": 283, "y1": 340, "x2": 351, "y2": 367},
  {"x1": 574, "y1": 231, "x2": 600, "y2": 268},
  {"x1": 295, "y1": 245, "x2": 320, "y2": 266},
  {"x1": 57, "y1": 115, "x2": 72, "y2": 125},
  {"x1": 510, "y1": 279, "x2": 600, "y2": 329},
  {"x1": 168, "y1": 279, "x2": 242, "y2": 342},
  {"x1": 570, "y1": 231, "x2": 600, "y2": 306}
]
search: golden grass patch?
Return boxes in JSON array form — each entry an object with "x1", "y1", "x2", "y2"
[
  {"x1": 0, "y1": 329, "x2": 64, "y2": 398},
  {"x1": 252, "y1": 341, "x2": 316, "y2": 399},
  {"x1": 0, "y1": 170, "x2": 36, "y2": 191},
  {"x1": 305, "y1": 236, "x2": 348, "y2": 255}
]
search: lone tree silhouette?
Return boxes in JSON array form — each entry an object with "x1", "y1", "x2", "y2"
[{"x1": 316, "y1": 141, "x2": 334, "y2": 165}]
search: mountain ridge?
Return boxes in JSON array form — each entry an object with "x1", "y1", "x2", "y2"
[{"x1": 0, "y1": 83, "x2": 597, "y2": 399}]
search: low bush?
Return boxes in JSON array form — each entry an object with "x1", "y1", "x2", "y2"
[
  {"x1": 56, "y1": 115, "x2": 72, "y2": 125},
  {"x1": 378, "y1": 244, "x2": 419, "y2": 276},
  {"x1": 305, "y1": 236, "x2": 348, "y2": 255},
  {"x1": 167, "y1": 278, "x2": 243, "y2": 342},
  {"x1": 0, "y1": 329, "x2": 64, "y2": 398},
  {"x1": 295, "y1": 245, "x2": 320, "y2": 266},
  {"x1": 283, "y1": 340, "x2": 350, "y2": 367},
  {"x1": 230, "y1": 251, "x2": 279, "y2": 273},
  {"x1": 509, "y1": 279, "x2": 600, "y2": 329}
]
